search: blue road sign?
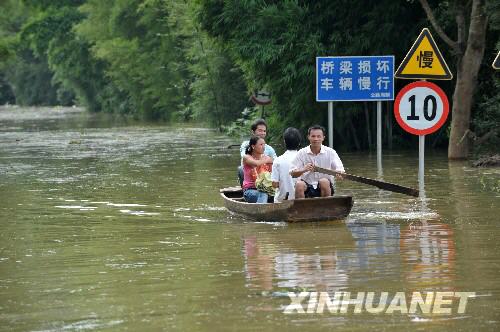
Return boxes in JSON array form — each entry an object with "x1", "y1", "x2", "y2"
[{"x1": 316, "y1": 56, "x2": 394, "y2": 101}]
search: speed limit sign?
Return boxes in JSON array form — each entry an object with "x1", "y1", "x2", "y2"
[{"x1": 394, "y1": 81, "x2": 449, "y2": 135}]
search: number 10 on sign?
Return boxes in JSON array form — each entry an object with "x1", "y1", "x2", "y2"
[
  {"x1": 394, "y1": 81, "x2": 449, "y2": 136},
  {"x1": 394, "y1": 81, "x2": 449, "y2": 196}
]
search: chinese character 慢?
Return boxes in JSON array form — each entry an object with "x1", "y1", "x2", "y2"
[
  {"x1": 358, "y1": 77, "x2": 371, "y2": 90},
  {"x1": 339, "y1": 61, "x2": 352, "y2": 74},
  {"x1": 358, "y1": 60, "x2": 371, "y2": 74},
  {"x1": 321, "y1": 78, "x2": 334, "y2": 91},
  {"x1": 321, "y1": 61, "x2": 335, "y2": 74},
  {"x1": 376, "y1": 60, "x2": 390, "y2": 73},
  {"x1": 417, "y1": 51, "x2": 433, "y2": 68},
  {"x1": 339, "y1": 77, "x2": 352, "y2": 91},
  {"x1": 377, "y1": 77, "x2": 390, "y2": 90}
]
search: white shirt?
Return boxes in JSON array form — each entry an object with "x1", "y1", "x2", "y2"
[
  {"x1": 271, "y1": 150, "x2": 298, "y2": 203},
  {"x1": 291, "y1": 145, "x2": 344, "y2": 188}
]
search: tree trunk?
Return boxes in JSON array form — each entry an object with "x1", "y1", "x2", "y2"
[
  {"x1": 448, "y1": 0, "x2": 488, "y2": 159},
  {"x1": 419, "y1": 0, "x2": 489, "y2": 160}
]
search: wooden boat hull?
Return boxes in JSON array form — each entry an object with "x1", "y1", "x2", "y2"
[{"x1": 220, "y1": 187, "x2": 353, "y2": 222}]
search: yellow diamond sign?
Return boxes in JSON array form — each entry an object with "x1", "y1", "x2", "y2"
[
  {"x1": 395, "y1": 28, "x2": 453, "y2": 80},
  {"x1": 493, "y1": 51, "x2": 500, "y2": 70}
]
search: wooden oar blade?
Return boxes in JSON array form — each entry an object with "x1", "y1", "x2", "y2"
[
  {"x1": 314, "y1": 166, "x2": 419, "y2": 197},
  {"x1": 344, "y1": 173, "x2": 419, "y2": 197}
]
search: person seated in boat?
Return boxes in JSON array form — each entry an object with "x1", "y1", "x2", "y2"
[
  {"x1": 271, "y1": 127, "x2": 301, "y2": 202},
  {"x1": 242, "y1": 135, "x2": 274, "y2": 203},
  {"x1": 290, "y1": 125, "x2": 345, "y2": 198},
  {"x1": 238, "y1": 119, "x2": 277, "y2": 186}
]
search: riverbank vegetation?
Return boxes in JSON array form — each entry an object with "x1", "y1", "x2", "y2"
[{"x1": 0, "y1": 0, "x2": 498, "y2": 158}]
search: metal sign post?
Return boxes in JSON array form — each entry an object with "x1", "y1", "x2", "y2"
[
  {"x1": 394, "y1": 27, "x2": 453, "y2": 197},
  {"x1": 377, "y1": 101, "x2": 382, "y2": 176},
  {"x1": 328, "y1": 102, "x2": 333, "y2": 148},
  {"x1": 394, "y1": 81, "x2": 449, "y2": 197},
  {"x1": 419, "y1": 135, "x2": 425, "y2": 196}
]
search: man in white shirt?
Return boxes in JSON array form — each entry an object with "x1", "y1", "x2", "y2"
[
  {"x1": 271, "y1": 127, "x2": 301, "y2": 202},
  {"x1": 291, "y1": 125, "x2": 345, "y2": 198}
]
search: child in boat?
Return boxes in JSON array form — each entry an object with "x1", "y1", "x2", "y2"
[
  {"x1": 242, "y1": 136, "x2": 273, "y2": 203},
  {"x1": 271, "y1": 127, "x2": 301, "y2": 202}
]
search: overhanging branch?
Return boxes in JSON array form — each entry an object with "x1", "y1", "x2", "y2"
[{"x1": 418, "y1": 0, "x2": 461, "y2": 54}]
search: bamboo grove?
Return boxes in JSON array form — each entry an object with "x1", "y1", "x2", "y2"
[{"x1": 0, "y1": 0, "x2": 498, "y2": 157}]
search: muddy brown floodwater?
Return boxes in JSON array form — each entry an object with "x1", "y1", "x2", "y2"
[{"x1": 0, "y1": 106, "x2": 499, "y2": 331}]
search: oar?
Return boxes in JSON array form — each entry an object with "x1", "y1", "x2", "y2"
[{"x1": 314, "y1": 166, "x2": 419, "y2": 197}]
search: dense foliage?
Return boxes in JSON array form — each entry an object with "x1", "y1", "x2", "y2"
[{"x1": 0, "y1": 0, "x2": 498, "y2": 153}]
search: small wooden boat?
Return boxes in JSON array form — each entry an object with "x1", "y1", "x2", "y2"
[{"x1": 220, "y1": 187, "x2": 353, "y2": 222}]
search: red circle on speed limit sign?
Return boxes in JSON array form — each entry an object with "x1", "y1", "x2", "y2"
[{"x1": 394, "y1": 81, "x2": 449, "y2": 135}]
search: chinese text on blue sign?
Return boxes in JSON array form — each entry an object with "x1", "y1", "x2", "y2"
[{"x1": 316, "y1": 56, "x2": 394, "y2": 101}]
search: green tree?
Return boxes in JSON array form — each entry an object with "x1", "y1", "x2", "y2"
[
  {"x1": 417, "y1": 0, "x2": 498, "y2": 159},
  {"x1": 20, "y1": 2, "x2": 117, "y2": 111},
  {"x1": 0, "y1": 0, "x2": 60, "y2": 105},
  {"x1": 170, "y1": 0, "x2": 248, "y2": 126},
  {"x1": 196, "y1": 0, "x2": 427, "y2": 147},
  {"x1": 76, "y1": 0, "x2": 188, "y2": 119},
  {"x1": 196, "y1": 0, "x2": 498, "y2": 154}
]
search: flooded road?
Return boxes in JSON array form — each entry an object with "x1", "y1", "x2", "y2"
[{"x1": 1, "y1": 106, "x2": 499, "y2": 331}]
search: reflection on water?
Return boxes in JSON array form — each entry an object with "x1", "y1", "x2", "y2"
[
  {"x1": 243, "y1": 221, "x2": 453, "y2": 292},
  {"x1": 1, "y1": 107, "x2": 499, "y2": 331},
  {"x1": 401, "y1": 222, "x2": 456, "y2": 290},
  {"x1": 243, "y1": 227, "x2": 352, "y2": 292}
]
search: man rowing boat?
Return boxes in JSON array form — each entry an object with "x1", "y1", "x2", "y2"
[{"x1": 290, "y1": 125, "x2": 345, "y2": 198}]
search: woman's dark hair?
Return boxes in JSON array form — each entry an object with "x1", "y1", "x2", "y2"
[
  {"x1": 308, "y1": 124, "x2": 326, "y2": 136},
  {"x1": 245, "y1": 135, "x2": 263, "y2": 155},
  {"x1": 283, "y1": 127, "x2": 301, "y2": 150}
]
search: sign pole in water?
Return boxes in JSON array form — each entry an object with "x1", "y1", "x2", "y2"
[
  {"x1": 395, "y1": 28, "x2": 452, "y2": 196},
  {"x1": 316, "y1": 56, "x2": 395, "y2": 156},
  {"x1": 419, "y1": 135, "x2": 425, "y2": 195},
  {"x1": 377, "y1": 101, "x2": 382, "y2": 176},
  {"x1": 394, "y1": 81, "x2": 449, "y2": 196},
  {"x1": 328, "y1": 102, "x2": 333, "y2": 148}
]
